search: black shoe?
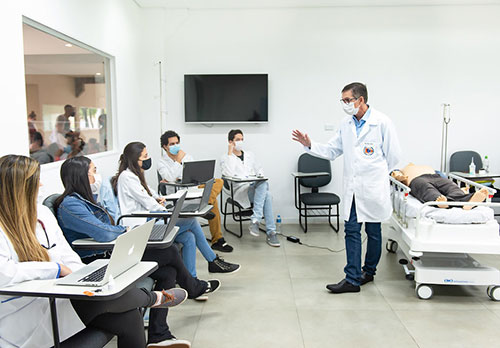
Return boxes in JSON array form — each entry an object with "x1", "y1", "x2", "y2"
[
  {"x1": 205, "y1": 279, "x2": 221, "y2": 294},
  {"x1": 326, "y1": 279, "x2": 360, "y2": 293},
  {"x1": 360, "y1": 272, "x2": 374, "y2": 286},
  {"x1": 208, "y1": 255, "x2": 240, "y2": 274},
  {"x1": 211, "y1": 238, "x2": 234, "y2": 253}
]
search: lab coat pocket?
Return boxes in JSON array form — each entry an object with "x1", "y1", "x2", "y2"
[{"x1": 362, "y1": 180, "x2": 385, "y2": 203}]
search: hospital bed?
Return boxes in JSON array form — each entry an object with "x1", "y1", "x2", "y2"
[{"x1": 387, "y1": 173, "x2": 500, "y2": 300}]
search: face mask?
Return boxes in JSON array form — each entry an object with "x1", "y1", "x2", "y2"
[
  {"x1": 90, "y1": 173, "x2": 102, "y2": 195},
  {"x1": 234, "y1": 140, "x2": 244, "y2": 151},
  {"x1": 63, "y1": 145, "x2": 72, "y2": 153},
  {"x1": 342, "y1": 101, "x2": 359, "y2": 116},
  {"x1": 141, "y1": 158, "x2": 152, "y2": 170},
  {"x1": 169, "y1": 144, "x2": 181, "y2": 155}
]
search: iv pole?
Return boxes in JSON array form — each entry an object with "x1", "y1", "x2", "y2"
[{"x1": 440, "y1": 104, "x2": 451, "y2": 173}]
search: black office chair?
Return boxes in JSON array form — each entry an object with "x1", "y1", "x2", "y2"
[
  {"x1": 294, "y1": 153, "x2": 340, "y2": 233},
  {"x1": 449, "y1": 151, "x2": 482, "y2": 173}
]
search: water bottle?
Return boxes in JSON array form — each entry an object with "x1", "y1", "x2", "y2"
[
  {"x1": 276, "y1": 214, "x2": 282, "y2": 234},
  {"x1": 469, "y1": 157, "x2": 476, "y2": 175},
  {"x1": 484, "y1": 155, "x2": 490, "y2": 173}
]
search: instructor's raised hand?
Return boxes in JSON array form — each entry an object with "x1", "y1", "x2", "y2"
[{"x1": 292, "y1": 129, "x2": 311, "y2": 148}]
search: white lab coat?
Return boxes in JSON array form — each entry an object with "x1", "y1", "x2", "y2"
[
  {"x1": 220, "y1": 151, "x2": 264, "y2": 209},
  {"x1": 117, "y1": 168, "x2": 166, "y2": 226},
  {"x1": 157, "y1": 153, "x2": 194, "y2": 195},
  {"x1": 0, "y1": 205, "x2": 85, "y2": 348},
  {"x1": 307, "y1": 108, "x2": 401, "y2": 222}
]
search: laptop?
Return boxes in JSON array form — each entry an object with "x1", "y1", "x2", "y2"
[
  {"x1": 181, "y1": 160, "x2": 215, "y2": 184},
  {"x1": 149, "y1": 191, "x2": 186, "y2": 242},
  {"x1": 56, "y1": 220, "x2": 155, "y2": 287},
  {"x1": 180, "y1": 179, "x2": 214, "y2": 213}
]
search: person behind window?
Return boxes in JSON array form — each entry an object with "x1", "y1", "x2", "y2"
[
  {"x1": 50, "y1": 104, "x2": 75, "y2": 150},
  {"x1": 158, "y1": 130, "x2": 233, "y2": 253},
  {"x1": 112, "y1": 142, "x2": 240, "y2": 277},
  {"x1": 61, "y1": 131, "x2": 85, "y2": 160},
  {"x1": 220, "y1": 129, "x2": 280, "y2": 248},
  {"x1": 0, "y1": 155, "x2": 188, "y2": 348},
  {"x1": 55, "y1": 156, "x2": 220, "y2": 346},
  {"x1": 30, "y1": 131, "x2": 53, "y2": 164},
  {"x1": 27, "y1": 111, "x2": 37, "y2": 144}
]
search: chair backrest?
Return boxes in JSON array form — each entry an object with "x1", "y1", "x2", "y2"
[
  {"x1": 42, "y1": 194, "x2": 61, "y2": 216},
  {"x1": 449, "y1": 151, "x2": 482, "y2": 173},
  {"x1": 157, "y1": 171, "x2": 167, "y2": 195},
  {"x1": 298, "y1": 153, "x2": 331, "y2": 188}
]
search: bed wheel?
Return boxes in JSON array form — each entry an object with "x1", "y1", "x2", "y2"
[
  {"x1": 416, "y1": 284, "x2": 433, "y2": 300},
  {"x1": 488, "y1": 286, "x2": 500, "y2": 301},
  {"x1": 386, "y1": 240, "x2": 398, "y2": 253}
]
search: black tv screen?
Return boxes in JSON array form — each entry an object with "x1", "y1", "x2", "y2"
[{"x1": 184, "y1": 74, "x2": 268, "y2": 123}]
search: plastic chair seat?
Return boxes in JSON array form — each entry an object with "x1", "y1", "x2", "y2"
[{"x1": 300, "y1": 192, "x2": 340, "y2": 206}]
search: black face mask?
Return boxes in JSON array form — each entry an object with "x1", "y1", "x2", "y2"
[{"x1": 141, "y1": 158, "x2": 152, "y2": 170}]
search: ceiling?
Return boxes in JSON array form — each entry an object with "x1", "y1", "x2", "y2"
[{"x1": 134, "y1": 0, "x2": 500, "y2": 9}]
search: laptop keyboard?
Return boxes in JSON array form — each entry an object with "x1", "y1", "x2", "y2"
[
  {"x1": 78, "y1": 265, "x2": 108, "y2": 283},
  {"x1": 149, "y1": 224, "x2": 168, "y2": 241}
]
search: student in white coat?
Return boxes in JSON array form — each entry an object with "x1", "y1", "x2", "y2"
[
  {"x1": 0, "y1": 155, "x2": 187, "y2": 348},
  {"x1": 293, "y1": 82, "x2": 401, "y2": 294},
  {"x1": 220, "y1": 129, "x2": 280, "y2": 247}
]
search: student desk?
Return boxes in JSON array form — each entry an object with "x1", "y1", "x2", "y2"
[{"x1": 0, "y1": 261, "x2": 158, "y2": 348}]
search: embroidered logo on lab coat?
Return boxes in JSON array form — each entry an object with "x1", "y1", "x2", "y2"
[{"x1": 363, "y1": 143, "x2": 375, "y2": 156}]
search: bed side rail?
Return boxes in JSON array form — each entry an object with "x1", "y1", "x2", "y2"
[
  {"x1": 448, "y1": 173, "x2": 497, "y2": 202},
  {"x1": 389, "y1": 175, "x2": 411, "y2": 228}
]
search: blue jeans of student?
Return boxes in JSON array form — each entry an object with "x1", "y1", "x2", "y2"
[
  {"x1": 344, "y1": 198, "x2": 382, "y2": 286},
  {"x1": 248, "y1": 181, "x2": 276, "y2": 235},
  {"x1": 174, "y1": 218, "x2": 216, "y2": 278}
]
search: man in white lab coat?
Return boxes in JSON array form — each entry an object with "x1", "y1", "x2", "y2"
[{"x1": 293, "y1": 82, "x2": 401, "y2": 293}]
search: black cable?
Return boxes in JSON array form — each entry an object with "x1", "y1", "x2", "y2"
[{"x1": 276, "y1": 231, "x2": 367, "y2": 253}]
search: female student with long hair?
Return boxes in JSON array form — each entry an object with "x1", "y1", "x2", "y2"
[
  {"x1": 112, "y1": 142, "x2": 240, "y2": 277},
  {"x1": 56, "y1": 156, "x2": 220, "y2": 346},
  {"x1": 0, "y1": 155, "x2": 187, "y2": 348}
]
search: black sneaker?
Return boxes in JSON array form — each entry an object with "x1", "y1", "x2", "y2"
[
  {"x1": 211, "y1": 238, "x2": 234, "y2": 253},
  {"x1": 205, "y1": 279, "x2": 221, "y2": 294},
  {"x1": 208, "y1": 256, "x2": 240, "y2": 274}
]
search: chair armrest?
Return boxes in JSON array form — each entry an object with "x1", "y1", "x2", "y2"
[
  {"x1": 116, "y1": 212, "x2": 172, "y2": 225},
  {"x1": 291, "y1": 171, "x2": 330, "y2": 178},
  {"x1": 222, "y1": 175, "x2": 267, "y2": 183}
]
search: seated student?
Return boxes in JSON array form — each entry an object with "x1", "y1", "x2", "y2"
[
  {"x1": 158, "y1": 130, "x2": 233, "y2": 253},
  {"x1": 56, "y1": 157, "x2": 220, "y2": 347},
  {"x1": 220, "y1": 129, "x2": 280, "y2": 247},
  {"x1": 0, "y1": 155, "x2": 187, "y2": 348},
  {"x1": 112, "y1": 142, "x2": 240, "y2": 277},
  {"x1": 30, "y1": 131, "x2": 53, "y2": 164},
  {"x1": 392, "y1": 163, "x2": 489, "y2": 210}
]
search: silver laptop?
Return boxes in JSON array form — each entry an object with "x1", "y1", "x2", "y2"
[
  {"x1": 149, "y1": 191, "x2": 186, "y2": 242},
  {"x1": 56, "y1": 220, "x2": 154, "y2": 287},
  {"x1": 180, "y1": 179, "x2": 214, "y2": 213}
]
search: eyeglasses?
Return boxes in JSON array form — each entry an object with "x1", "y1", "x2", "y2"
[{"x1": 340, "y1": 97, "x2": 357, "y2": 104}]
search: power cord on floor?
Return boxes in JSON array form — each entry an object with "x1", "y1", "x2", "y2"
[{"x1": 276, "y1": 231, "x2": 367, "y2": 253}]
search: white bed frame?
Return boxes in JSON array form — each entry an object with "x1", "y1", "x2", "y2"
[{"x1": 387, "y1": 173, "x2": 500, "y2": 300}]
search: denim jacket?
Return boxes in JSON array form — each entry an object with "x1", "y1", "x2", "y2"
[{"x1": 57, "y1": 192, "x2": 126, "y2": 258}]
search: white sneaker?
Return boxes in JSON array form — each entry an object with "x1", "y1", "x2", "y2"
[
  {"x1": 249, "y1": 221, "x2": 260, "y2": 237},
  {"x1": 147, "y1": 337, "x2": 191, "y2": 347}
]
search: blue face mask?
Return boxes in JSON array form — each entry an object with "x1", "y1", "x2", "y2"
[
  {"x1": 169, "y1": 144, "x2": 181, "y2": 155},
  {"x1": 63, "y1": 145, "x2": 72, "y2": 154}
]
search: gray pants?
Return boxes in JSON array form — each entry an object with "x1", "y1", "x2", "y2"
[{"x1": 409, "y1": 174, "x2": 474, "y2": 204}]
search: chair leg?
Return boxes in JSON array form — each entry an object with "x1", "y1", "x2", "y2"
[
  {"x1": 304, "y1": 206, "x2": 308, "y2": 233},
  {"x1": 223, "y1": 201, "x2": 241, "y2": 238},
  {"x1": 328, "y1": 205, "x2": 339, "y2": 233}
]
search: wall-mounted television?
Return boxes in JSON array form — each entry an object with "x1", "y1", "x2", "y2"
[{"x1": 184, "y1": 74, "x2": 268, "y2": 123}]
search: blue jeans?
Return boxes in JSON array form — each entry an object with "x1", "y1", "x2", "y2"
[
  {"x1": 174, "y1": 218, "x2": 216, "y2": 278},
  {"x1": 248, "y1": 181, "x2": 276, "y2": 235},
  {"x1": 344, "y1": 198, "x2": 382, "y2": 286}
]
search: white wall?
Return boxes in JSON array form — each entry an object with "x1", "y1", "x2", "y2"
[
  {"x1": 0, "y1": 1, "x2": 166, "y2": 196},
  {"x1": 161, "y1": 5, "x2": 500, "y2": 221}
]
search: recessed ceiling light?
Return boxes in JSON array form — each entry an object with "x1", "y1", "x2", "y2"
[
  {"x1": 95, "y1": 72, "x2": 102, "y2": 76},
  {"x1": 65, "y1": 43, "x2": 72, "y2": 47}
]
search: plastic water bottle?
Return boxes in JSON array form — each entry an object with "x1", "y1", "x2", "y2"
[
  {"x1": 469, "y1": 157, "x2": 476, "y2": 175},
  {"x1": 484, "y1": 155, "x2": 490, "y2": 173},
  {"x1": 276, "y1": 214, "x2": 282, "y2": 234}
]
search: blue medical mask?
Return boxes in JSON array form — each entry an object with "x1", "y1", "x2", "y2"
[
  {"x1": 169, "y1": 144, "x2": 181, "y2": 155},
  {"x1": 63, "y1": 145, "x2": 72, "y2": 153}
]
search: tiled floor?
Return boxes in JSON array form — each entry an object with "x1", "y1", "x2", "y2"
[{"x1": 106, "y1": 223, "x2": 500, "y2": 348}]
